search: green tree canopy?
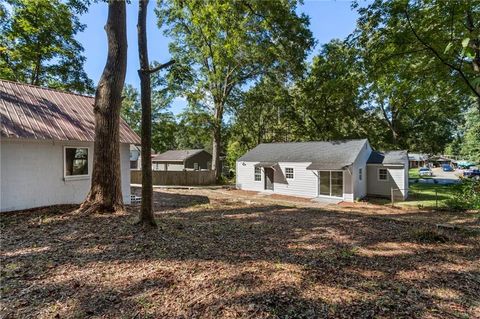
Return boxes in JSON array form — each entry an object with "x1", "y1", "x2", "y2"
[
  {"x1": 0, "y1": 0, "x2": 93, "y2": 93},
  {"x1": 353, "y1": 0, "x2": 480, "y2": 110},
  {"x1": 121, "y1": 83, "x2": 178, "y2": 154},
  {"x1": 157, "y1": 0, "x2": 314, "y2": 178}
]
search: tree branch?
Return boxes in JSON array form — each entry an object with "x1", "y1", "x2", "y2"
[
  {"x1": 404, "y1": 5, "x2": 480, "y2": 99},
  {"x1": 141, "y1": 59, "x2": 175, "y2": 74}
]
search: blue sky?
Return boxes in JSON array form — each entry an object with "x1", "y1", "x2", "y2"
[{"x1": 77, "y1": 1, "x2": 362, "y2": 115}]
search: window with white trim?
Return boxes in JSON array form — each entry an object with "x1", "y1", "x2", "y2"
[
  {"x1": 359, "y1": 168, "x2": 362, "y2": 181},
  {"x1": 65, "y1": 147, "x2": 89, "y2": 177},
  {"x1": 378, "y1": 168, "x2": 388, "y2": 181},
  {"x1": 254, "y1": 167, "x2": 261, "y2": 181},
  {"x1": 285, "y1": 167, "x2": 294, "y2": 179},
  {"x1": 194, "y1": 162, "x2": 199, "y2": 170}
]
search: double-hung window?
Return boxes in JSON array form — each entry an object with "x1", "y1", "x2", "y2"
[
  {"x1": 64, "y1": 147, "x2": 89, "y2": 179},
  {"x1": 254, "y1": 167, "x2": 261, "y2": 181},
  {"x1": 378, "y1": 168, "x2": 388, "y2": 181},
  {"x1": 285, "y1": 167, "x2": 294, "y2": 179},
  {"x1": 359, "y1": 168, "x2": 363, "y2": 181}
]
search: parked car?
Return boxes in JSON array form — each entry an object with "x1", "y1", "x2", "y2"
[
  {"x1": 442, "y1": 164, "x2": 454, "y2": 172},
  {"x1": 463, "y1": 169, "x2": 480, "y2": 180},
  {"x1": 418, "y1": 167, "x2": 433, "y2": 177}
]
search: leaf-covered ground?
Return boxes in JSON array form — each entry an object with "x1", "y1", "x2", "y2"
[{"x1": 1, "y1": 188, "x2": 479, "y2": 318}]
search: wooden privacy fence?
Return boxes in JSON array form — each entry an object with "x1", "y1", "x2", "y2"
[{"x1": 131, "y1": 170, "x2": 216, "y2": 186}]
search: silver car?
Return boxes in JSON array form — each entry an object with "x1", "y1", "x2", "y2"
[{"x1": 418, "y1": 167, "x2": 433, "y2": 177}]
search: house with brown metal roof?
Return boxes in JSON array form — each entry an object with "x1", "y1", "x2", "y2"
[
  {"x1": 152, "y1": 149, "x2": 212, "y2": 171},
  {"x1": 0, "y1": 79, "x2": 140, "y2": 212}
]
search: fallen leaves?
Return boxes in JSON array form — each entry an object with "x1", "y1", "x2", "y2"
[{"x1": 1, "y1": 188, "x2": 479, "y2": 318}]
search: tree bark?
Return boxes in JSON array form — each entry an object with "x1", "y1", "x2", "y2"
[
  {"x1": 137, "y1": 0, "x2": 156, "y2": 227},
  {"x1": 79, "y1": 0, "x2": 127, "y2": 214},
  {"x1": 211, "y1": 102, "x2": 223, "y2": 180}
]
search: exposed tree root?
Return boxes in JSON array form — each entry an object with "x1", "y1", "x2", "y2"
[
  {"x1": 135, "y1": 216, "x2": 158, "y2": 229},
  {"x1": 78, "y1": 192, "x2": 125, "y2": 214}
]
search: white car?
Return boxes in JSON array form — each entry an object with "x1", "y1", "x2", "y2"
[{"x1": 418, "y1": 167, "x2": 433, "y2": 177}]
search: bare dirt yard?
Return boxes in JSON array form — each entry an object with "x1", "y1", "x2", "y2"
[{"x1": 1, "y1": 188, "x2": 479, "y2": 319}]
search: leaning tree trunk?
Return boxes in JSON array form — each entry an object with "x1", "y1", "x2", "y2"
[
  {"x1": 79, "y1": 0, "x2": 127, "y2": 214},
  {"x1": 137, "y1": 0, "x2": 156, "y2": 227},
  {"x1": 211, "y1": 102, "x2": 223, "y2": 181}
]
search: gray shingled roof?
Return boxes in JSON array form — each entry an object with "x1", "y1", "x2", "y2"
[
  {"x1": 152, "y1": 149, "x2": 207, "y2": 162},
  {"x1": 238, "y1": 139, "x2": 368, "y2": 164},
  {"x1": 408, "y1": 153, "x2": 428, "y2": 161},
  {"x1": 367, "y1": 150, "x2": 408, "y2": 165},
  {"x1": 0, "y1": 79, "x2": 140, "y2": 144}
]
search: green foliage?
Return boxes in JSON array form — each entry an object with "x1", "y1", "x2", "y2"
[
  {"x1": 121, "y1": 85, "x2": 141, "y2": 133},
  {"x1": 460, "y1": 105, "x2": 480, "y2": 161},
  {"x1": 354, "y1": 0, "x2": 480, "y2": 104},
  {"x1": 293, "y1": 41, "x2": 373, "y2": 142},
  {"x1": 175, "y1": 106, "x2": 212, "y2": 151},
  {"x1": 446, "y1": 179, "x2": 480, "y2": 211},
  {"x1": 158, "y1": 0, "x2": 314, "y2": 169},
  {"x1": 225, "y1": 140, "x2": 246, "y2": 173},
  {"x1": 0, "y1": 0, "x2": 93, "y2": 93},
  {"x1": 350, "y1": 0, "x2": 475, "y2": 153},
  {"x1": 121, "y1": 84, "x2": 178, "y2": 154}
]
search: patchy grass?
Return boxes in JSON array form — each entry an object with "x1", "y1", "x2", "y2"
[
  {"x1": 399, "y1": 182, "x2": 456, "y2": 209},
  {"x1": 366, "y1": 182, "x2": 457, "y2": 209},
  {"x1": 1, "y1": 189, "x2": 479, "y2": 319}
]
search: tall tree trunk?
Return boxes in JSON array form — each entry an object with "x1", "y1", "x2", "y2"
[
  {"x1": 79, "y1": 0, "x2": 127, "y2": 214},
  {"x1": 137, "y1": 0, "x2": 156, "y2": 227},
  {"x1": 211, "y1": 102, "x2": 223, "y2": 180}
]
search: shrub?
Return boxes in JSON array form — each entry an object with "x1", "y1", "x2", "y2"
[{"x1": 446, "y1": 178, "x2": 480, "y2": 210}]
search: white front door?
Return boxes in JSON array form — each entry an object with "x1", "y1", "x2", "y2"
[{"x1": 318, "y1": 170, "x2": 343, "y2": 198}]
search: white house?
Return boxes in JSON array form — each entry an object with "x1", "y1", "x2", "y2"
[
  {"x1": 0, "y1": 79, "x2": 141, "y2": 212},
  {"x1": 236, "y1": 139, "x2": 409, "y2": 202}
]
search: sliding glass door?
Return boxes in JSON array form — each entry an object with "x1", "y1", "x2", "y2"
[{"x1": 318, "y1": 171, "x2": 344, "y2": 198}]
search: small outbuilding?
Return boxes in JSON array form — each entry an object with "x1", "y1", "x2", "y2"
[
  {"x1": 152, "y1": 149, "x2": 212, "y2": 171},
  {"x1": 0, "y1": 80, "x2": 140, "y2": 212},
  {"x1": 408, "y1": 153, "x2": 428, "y2": 168},
  {"x1": 236, "y1": 139, "x2": 409, "y2": 202}
]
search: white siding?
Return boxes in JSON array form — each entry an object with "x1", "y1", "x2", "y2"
[
  {"x1": 236, "y1": 161, "x2": 275, "y2": 193},
  {"x1": 236, "y1": 161, "x2": 356, "y2": 201},
  {"x1": 352, "y1": 141, "x2": 372, "y2": 200},
  {"x1": 366, "y1": 164, "x2": 407, "y2": 199},
  {"x1": 272, "y1": 162, "x2": 319, "y2": 198},
  {"x1": 1, "y1": 139, "x2": 131, "y2": 212},
  {"x1": 341, "y1": 169, "x2": 354, "y2": 202}
]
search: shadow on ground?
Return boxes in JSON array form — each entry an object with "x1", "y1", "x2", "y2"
[{"x1": 1, "y1": 189, "x2": 479, "y2": 318}]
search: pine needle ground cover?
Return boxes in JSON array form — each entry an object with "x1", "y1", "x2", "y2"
[{"x1": 1, "y1": 189, "x2": 479, "y2": 318}]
